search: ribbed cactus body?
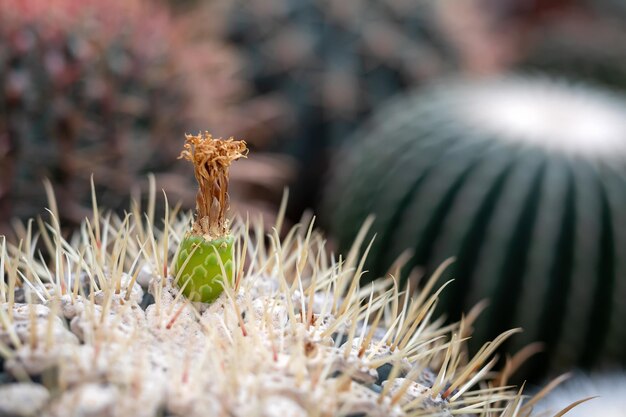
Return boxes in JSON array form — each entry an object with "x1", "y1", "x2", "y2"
[{"x1": 325, "y1": 76, "x2": 626, "y2": 377}]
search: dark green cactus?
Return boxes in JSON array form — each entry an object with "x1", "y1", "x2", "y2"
[{"x1": 324, "y1": 75, "x2": 626, "y2": 379}]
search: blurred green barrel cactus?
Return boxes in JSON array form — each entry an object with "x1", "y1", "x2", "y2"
[
  {"x1": 324, "y1": 75, "x2": 626, "y2": 378},
  {"x1": 0, "y1": 0, "x2": 188, "y2": 228}
]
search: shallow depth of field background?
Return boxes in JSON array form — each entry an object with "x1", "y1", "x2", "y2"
[
  {"x1": 3, "y1": 0, "x2": 626, "y2": 381},
  {"x1": 4, "y1": 0, "x2": 626, "y2": 230}
]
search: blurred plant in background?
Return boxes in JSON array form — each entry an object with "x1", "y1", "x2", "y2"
[
  {"x1": 6, "y1": 0, "x2": 626, "y2": 231},
  {"x1": 0, "y1": 0, "x2": 292, "y2": 238},
  {"x1": 323, "y1": 74, "x2": 626, "y2": 381},
  {"x1": 220, "y1": 0, "x2": 610, "y2": 218},
  {"x1": 0, "y1": 0, "x2": 300, "y2": 237},
  {"x1": 484, "y1": 0, "x2": 626, "y2": 90},
  {"x1": 221, "y1": 0, "x2": 466, "y2": 218},
  {"x1": 314, "y1": 0, "x2": 626, "y2": 384},
  {"x1": 0, "y1": 0, "x2": 188, "y2": 233}
]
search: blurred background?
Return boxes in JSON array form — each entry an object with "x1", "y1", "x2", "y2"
[{"x1": 3, "y1": 0, "x2": 626, "y2": 381}]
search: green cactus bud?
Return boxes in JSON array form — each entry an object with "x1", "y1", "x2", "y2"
[
  {"x1": 174, "y1": 132, "x2": 247, "y2": 303},
  {"x1": 175, "y1": 235, "x2": 234, "y2": 303}
]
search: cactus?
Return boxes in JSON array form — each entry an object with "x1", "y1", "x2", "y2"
[
  {"x1": 174, "y1": 133, "x2": 247, "y2": 303},
  {"x1": 0, "y1": 173, "x2": 566, "y2": 416},
  {"x1": 324, "y1": 75, "x2": 626, "y2": 379},
  {"x1": 0, "y1": 0, "x2": 189, "y2": 229}
]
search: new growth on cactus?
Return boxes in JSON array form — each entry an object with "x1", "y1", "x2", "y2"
[{"x1": 175, "y1": 133, "x2": 248, "y2": 303}]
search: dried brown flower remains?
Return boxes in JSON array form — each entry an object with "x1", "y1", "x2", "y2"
[{"x1": 179, "y1": 132, "x2": 248, "y2": 239}]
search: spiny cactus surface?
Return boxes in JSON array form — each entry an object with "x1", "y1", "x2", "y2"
[
  {"x1": 0, "y1": 179, "x2": 559, "y2": 416},
  {"x1": 325, "y1": 75, "x2": 626, "y2": 380}
]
